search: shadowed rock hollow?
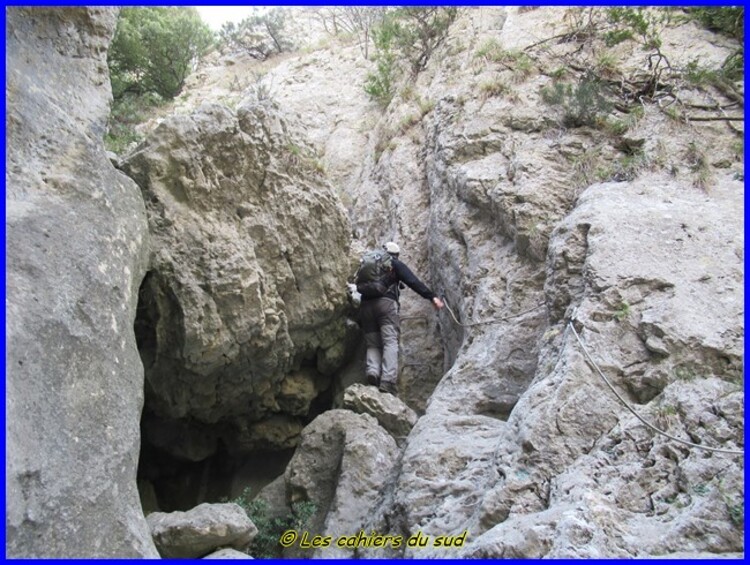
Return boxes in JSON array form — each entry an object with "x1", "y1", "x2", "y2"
[{"x1": 120, "y1": 99, "x2": 358, "y2": 508}]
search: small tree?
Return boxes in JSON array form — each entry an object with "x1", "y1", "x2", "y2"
[
  {"x1": 219, "y1": 8, "x2": 293, "y2": 60},
  {"x1": 391, "y1": 7, "x2": 459, "y2": 74},
  {"x1": 364, "y1": 16, "x2": 399, "y2": 107},
  {"x1": 363, "y1": 7, "x2": 458, "y2": 107},
  {"x1": 108, "y1": 7, "x2": 214, "y2": 100},
  {"x1": 314, "y1": 7, "x2": 386, "y2": 59}
]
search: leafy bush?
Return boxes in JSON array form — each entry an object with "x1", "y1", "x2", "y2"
[
  {"x1": 606, "y1": 7, "x2": 663, "y2": 49},
  {"x1": 540, "y1": 73, "x2": 613, "y2": 127},
  {"x1": 105, "y1": 92, "x2": 165, "y2": 153},
  {"x1": 720, "y1": 50, "x2": 744, "y2": 82},
  {"x1": 218, "y1": 8, "x2": 293, "y2": 60},
  {"x1": 108, "y1": 7, "x2": 214, "y2": 100},
  {"x1": 226, "y1": 488, "x2": 317, "y2": 559},
  {"x1": 603, "y1": 28, "x2": 634, "y2": 47},
  {"x1": 688, "y1": 7, "x2": 743, "y2": 40},
  {"x1": 391, "y1": 7, "x2": 459, "y2": 74}
]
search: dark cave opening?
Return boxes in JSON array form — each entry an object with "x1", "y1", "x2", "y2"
[
  {"x1": 137, "y1": 437, "x2": 295, "y2": 513},
  {"x1": 132, "y1": 271, "x2": 333, "y2": 514},
  {"x1": 134, "y1": 271, "x2": 158, "y2": 373}
]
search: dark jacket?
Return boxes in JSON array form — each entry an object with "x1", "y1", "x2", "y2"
[{"x1": 361, "y1": 256, "x2": 436, "y2": 303}]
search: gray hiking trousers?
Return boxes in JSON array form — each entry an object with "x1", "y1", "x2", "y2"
[{"x1": 360, "y1": 297, "x2": 400, "y2": 385}]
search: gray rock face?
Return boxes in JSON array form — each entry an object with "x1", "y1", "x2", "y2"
[
  {"x1": 379, "y1": 173, "x2": 744, "y2": 559},
  {"x1": 284, "y1": 409, "x2": 400, "y2": 558},
  {"x1": 5, "y1": 7, "x2": 157, "y2": 558},
  {"x1": 148, "y1": 502, "x2": 257, "y2": 558},
  {"x1": 291, "y1": 7, "x2": 743, "y2": 559},
  {"x1": 120, "y1": 100, "x2": 354, "y2": 456},
  {"x1": 342, "y1": 383, "x2": 418, "y2": 441},
  {"x1": 490, "y1": 174, "x2": 744, "y2": 558}
]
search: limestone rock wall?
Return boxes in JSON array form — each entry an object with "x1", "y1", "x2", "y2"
[
  {"x1": 354, "y1": 7, "x2": 744, "y2": 558},
  {"x1": 461, "y1": 175, "x2": 744, "y2": 558},
  {"x1": 5, "y1": 7, "x2": 157, "y2": 557},
  {"x1": 120, "y1": 99, "x2": 354, "y2": 458},
  {"x1": 253, "y1": 6, "x2": 744, "y2": 559}
]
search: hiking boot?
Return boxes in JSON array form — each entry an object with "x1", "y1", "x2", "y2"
[
  {"x1": 378, "y1": 380, "x2": 398, "y2": 396},
  {"x1": 366, "y1": 374, "x2": 380, "y2": 387}
]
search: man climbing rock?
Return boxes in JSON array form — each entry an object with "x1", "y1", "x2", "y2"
[{"x1": 356, "y1": 242, "x2": 444, "y2": 396}]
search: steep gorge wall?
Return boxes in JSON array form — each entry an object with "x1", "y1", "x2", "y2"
[
  {"x1": 355, "y1": 8, "x2": 744, "y2": 557},
  {"x1": 5, "y1": 8, "x2": 157, "y2": 557},
  {"x1": 119, "y1": 99, "x2": 356, "y2": 505}
]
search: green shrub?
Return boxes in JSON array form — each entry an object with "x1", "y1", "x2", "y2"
[
  {"x1": 364, "y1": 7, "x2": 458, "y2": 106},
  {"x1": 108, "y1": 7, "x2": 214, "y2": 100},
  {"x1": 684, "y1": 55, "x2": 742, "y2": 87},
  {"x1": 226, "y1": 487, "x2": 317, "y2": 559},
  {"x1": 721, "y1": 50, "x2": 744, "y2": 82},
  {"x1": 717, "y1": 479, "x2": 744, "y2": 528},
  {"x1": 541, "y1": 73, "x2": 613, "y2": 127},
  {"x1": 688, "y1": 7, "x2": 743, "y2": 41},
  {"x1": 364, "y1": 15, "x2": 400, "y2": 107},
  {"x1": 105, "y1": 92, "x2": 165, "y2": 153},
  {"x1": 613, "y1": 301, "x2": 630, "y2": 321},
  {"x1": 606, "y1": 7, "x2": 663, "y2": 49},
  {"x1": 390, "y1": 7, "x2": 459, "y2": 74},
  {"x1": 691, "y1": 8, "x2": 745, "y2": 84},
  {"x1": 603, "y1": 28, "x2": 634, "y2": 46}
]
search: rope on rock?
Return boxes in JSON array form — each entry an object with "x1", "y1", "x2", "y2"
[
  {"x1": 439, "y1": 296, "x2": 742, "y2": 455},
  {"x1": 441, "y1": 298, "x2": 546, "y2": 328},
  {"x1": 568, "y1": 320, "x2": 744, "y2": 456}
]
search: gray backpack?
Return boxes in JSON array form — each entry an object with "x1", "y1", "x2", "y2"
[{"x1": 355, "y1": 249, "x2": 395, "y2": 298}]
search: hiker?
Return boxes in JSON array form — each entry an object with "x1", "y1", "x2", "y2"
[{"x1": 356, "y1": 241, "x2": 444, "y2": 396}]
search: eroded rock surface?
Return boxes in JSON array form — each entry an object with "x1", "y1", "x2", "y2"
[
  {"x1": 342, "y1": 383, "x2": 418, "y2": 440},
  {"x1": 6, "y1": 7, "x2": 157, "y2": 557},
  {"x1": 148, "y1": 502, "x2": 257, "y2": 558},
  {"x1": 120, "y1": 100, "x2": 354, "y2": 457},
  {"x1": 284, "y1": 409, "x2": 400, "y2": 558}
]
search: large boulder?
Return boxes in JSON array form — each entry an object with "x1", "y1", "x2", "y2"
[
  {"x1": 342, "y1": 383, "x2": 418, "y2": 441},
  {"x1": 284, "y1": 409, "x2": 400, "y2": 558},
  {"x1": 120, "y1": 100, "x2": 354, "y2": 456},
  {"x1": 360, "y1": 413, "x2": 507, "y2": 558},
  {"x1": 148, "y1": 502, "x2": 257, "y2": 558},
  {"x1": 5, "y1": 7, "x2": 157, "y2": 557}
]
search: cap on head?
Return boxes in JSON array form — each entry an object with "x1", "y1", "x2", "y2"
[{"x1": 383, "y1": 241, "x2": 400, "y2": 255}]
